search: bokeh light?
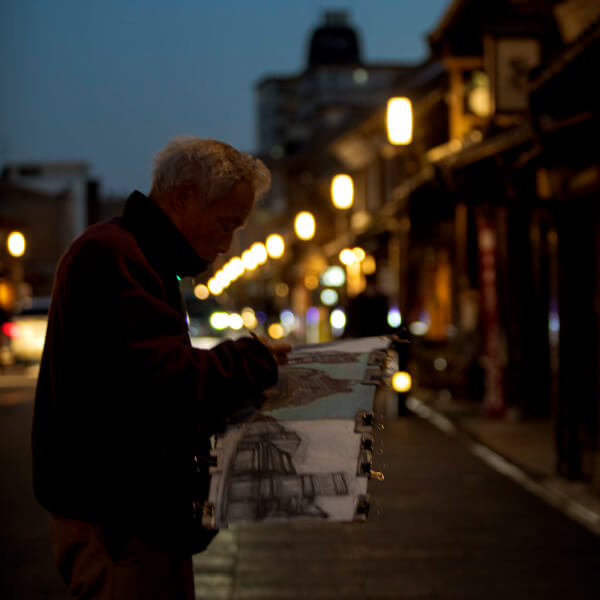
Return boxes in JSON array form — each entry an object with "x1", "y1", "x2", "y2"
[
  {"x1": 194, "y1": 284, "x2": 209, "y2": 300},
  {"x1": 242, "y1": 249, "x2": 258, "y2": 271},
  {"x1": 331, "y1": 174, "x2": 354, "y2": 210},
  {"x1": 320, "y1": 289, "x2": 338, "y2": 306},
  {"x1": 294, "y1": 211, "x2": 316, "y2": 241},
  {"x1": 304, "y1": 274, "x2": 319, "y2": 290},
  {"x1": 266, "y1": 234, "x2": 285, "y2": 259},
  {"x1": 352, "y1": 247, "x2": 366, "y2": 262},
  {"x1": 339, "y1": 248, "x2": 356, "y2": 266},
  {"x1": 321, "y1": 266, "x2": 345, "y2": 287},
  {"x1": 386, "y1": 97, "x2": 413, "y2": 145},
  {"x1": 268, "y1": 323, "x2": 285, "y2": 340},
  {"x1": 275, "y1": 282, "x2": 289, "y2": 297},
  {"x1": 241, "y1": 307, "x2": 257, "y2": 329},
  {"x1": 392, "y1": 371, "x2": 412, "y2": 392},
  {"x1": 251, "y1": 242, "x2": 268, "y2": 265},
  {"x1": 210, "y1": 312, "x2": 229, "y2": 330},
  {"x1": 228, "y1": 313, "x2": 244, "y2": 330},
  {"x1": 362, "y1": 255, "x2": 376, "y2": 275},
  {"x1": 7, "y1": 232, "x2": 25, "y2": 257},
  {"x1": 330, "y1": 308, "x2": 346, "y2": 330},
  {"x1": 208, "y1": 278, "x2": 223, "y2": 295},
  {"x1": 387, "y1": 307, "x2": 402, "y2": 328}
]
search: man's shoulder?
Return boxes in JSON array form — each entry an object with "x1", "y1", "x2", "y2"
[{"x1": 58, "y1": 218, "x2": 142, "y2": 274}]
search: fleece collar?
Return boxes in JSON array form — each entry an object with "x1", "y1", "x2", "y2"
[{"x1": 122, "y1": 190, "x2": 208, "y2": 279}]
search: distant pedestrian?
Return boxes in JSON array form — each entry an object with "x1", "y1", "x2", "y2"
[
  {"x1": 344, "y1": 272, "x2": 391, "y2": 338},
  {"x1": 32, "y1": 137, "x2": 290, "y2": 599}
]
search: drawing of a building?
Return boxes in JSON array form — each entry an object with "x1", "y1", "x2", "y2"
[{"x1": 223, "y1": 421, "x2": 348, "y2": 523}]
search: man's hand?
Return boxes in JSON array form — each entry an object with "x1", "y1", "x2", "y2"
[{"x1": 251, "y1": 333, "x2": 292, "y2": 365}]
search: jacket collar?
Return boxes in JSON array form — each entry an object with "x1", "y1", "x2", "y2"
[{"x1": 122, "y1": 190, "x2": 208, "y2": 279}]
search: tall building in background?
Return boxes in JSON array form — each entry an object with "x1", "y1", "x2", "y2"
[{"x1": 256, "y1": 10, "x2": 417, "y2": 214}]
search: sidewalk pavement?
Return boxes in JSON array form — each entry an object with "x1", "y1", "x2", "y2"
[
  {"x1": 410, "y1": 387, "x2": 600, "y2": 534},
  {"x1": 191, "y1": 390, "x2": 600, "y2": 600}
]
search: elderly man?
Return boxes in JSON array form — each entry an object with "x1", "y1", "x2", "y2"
[{"x1": 32, "y1": 138, "x2": 290, "y2": 599}]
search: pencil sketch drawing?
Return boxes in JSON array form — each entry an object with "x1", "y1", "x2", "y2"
[
  {"x1": 261, "y1": 366, "x2": 360, "y2": 412},
  {"x1": 221, "y1": 420, "x2": 349, "y2": 523},
  {"x1": 288, "y1": 351, "x2": 361, "y2": 365}
]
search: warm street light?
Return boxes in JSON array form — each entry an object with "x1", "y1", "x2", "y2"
[
  {"x1": 194, "y1": 284, "x2": 209, "y2": 300},
  {"x1": 362, "y1": 254, "x2": 376, "y2": 274},
  {"x1": 266, "y1": 234, "x2": 285, "y2": 259},
  {"x1": 229, "y1": 257, "x2": 245, "y2": 279},
  {"x1": 320, "y1": 289, "x2": 338, "y2": 306},
  {"x1": 352, "y1": 247, "x2": 366, "y2": 262},
  {"x1": 223, "y1": 261, "x2": 238, "y2": 281},
  {"x1": 304, "y1": 274, "x2": 319, "y2": 290},
  {"x1": 210, "y1": 312, "x2": 229, "y2": 330},
  {"x1": 241, "y1": 307, "x2": 258, "y2": 329},
  {"x1": 294, "y1": 211, "x2": 316, "y2": 240},
  {"x1": 386, "y1": 97, "x2": 413, "y2": 145},
  {"x1": 241, "y1": 249, "x2": 258, "y2": 271},
  {"x1": 330, "y1": 308, "x2": 346, "y2": 330},
  {"x1": 339, "y1": 248, "x2": 356, "y2": 266},
  {"x1": 251, "y1": 242, "x2": 268, "y2": 265},
  {"x1": 207, "y1": 278, "x2": 223, "y2": 295},
  {"x1": 228, "y1": 313, "x2": 244, "y2": 330},
  {"x1": 392, "y1": 371, "x2": 412, "y2": 393},
  {"x1": 387, "y1": 307, "x2": 402, "y2": 328},
  {"x1": 268, "y1": 322, "x2": 285, "y2": 340},
  {"x1": 331, "y1": 174, "x2": 354, "y2": 210},
  {"x1": 321, "y1": 266, "x2": 345, "y2": 287},
  {"x1": 214, "y1": 270, "x2": 230, "y2": 289},
  {"x1": 7, "y1": 231, "x2": 26, "y2": 257}
]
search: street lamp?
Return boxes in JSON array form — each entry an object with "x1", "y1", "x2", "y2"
[
  {"x1": 194, "y1": 284, "x2": 209, "y2": 300},
  {"x1": 250, "y1": 242, "x2": 268, "y2": 265},
  {"x1": 339, "y1": 248, "x2": 356, "y2": 266},
  {"x1": 331, "y1": 174, "x2": 354, "y2": 210},
  {"x1": 386, "y1": 97, "x2": 413, "y2": 145},
  {"x1": 294, "y1": 211, "x2": 316, "y2": 240},
  {"x1": 266, "y1": 234, "x2": 285, "y2": 259},
  {"x1": 241, "y1": 249, "x2": 259, "y2": 271},
  {"x1": 352, "y1": 247, "x2": 366, "y2": 263},
  {"x1": 7, "y1": 231, "x2": 26, "y2": 257}
]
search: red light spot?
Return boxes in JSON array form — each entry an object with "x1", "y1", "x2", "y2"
[{"x1": 2, "y1": 322, "x2": 20, "y2": 339}]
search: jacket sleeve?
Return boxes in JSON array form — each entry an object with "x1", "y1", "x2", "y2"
[{"x1": 63, "y1": 236, "x2": 278, "y2": 430}]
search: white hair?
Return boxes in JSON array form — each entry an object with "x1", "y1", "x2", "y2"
[{"x1": 151, "y1": 137, "x2": 271, "y2": 204}]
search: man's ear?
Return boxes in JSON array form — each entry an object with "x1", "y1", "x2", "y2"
[{"x1": 172, "y1": 185, "x2": 191, "y2": 216}]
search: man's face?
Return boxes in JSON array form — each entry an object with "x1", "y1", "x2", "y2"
[{"x1": 179, "y1": 180, "x2": 254, "y2": 263}]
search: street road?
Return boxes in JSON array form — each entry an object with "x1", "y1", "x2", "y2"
[
  {"x1": 1, "y1": 376, "x2": 599, "y2": 599},
  {"x1": 0, "y1": 376, "x2": 68, "y2": 599},
  {"x1": 195, "y1": 416, "x2": 600, "y2": 599}
]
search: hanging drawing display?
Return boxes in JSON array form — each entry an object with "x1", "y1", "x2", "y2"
[{"x1": 202, "y1": 336, "x2": 394, "y2": 529}]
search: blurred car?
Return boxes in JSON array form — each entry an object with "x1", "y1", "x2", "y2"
[{"x1": 5, "y1": 297, "x2": 50, "y2": 365}]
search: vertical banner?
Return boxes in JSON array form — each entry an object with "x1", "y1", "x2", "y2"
[{"x1": 476, "y1": 216, "x2": 505, "y2": 416}]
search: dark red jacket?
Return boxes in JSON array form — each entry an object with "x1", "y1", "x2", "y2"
[{"x1": 32, "y1": 191, "x2": 277, "y2": 553}]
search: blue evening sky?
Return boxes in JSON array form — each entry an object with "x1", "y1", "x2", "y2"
[{"x1": 0, "y1": 0, "x2": 448, "y2": 196}]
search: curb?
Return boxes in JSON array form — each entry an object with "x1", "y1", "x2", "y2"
[{"x1": 406, "y1": 395, "x2": 600, "y2": 537}]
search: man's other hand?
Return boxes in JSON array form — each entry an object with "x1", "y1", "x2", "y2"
[{"x1": 253, "y1": 334, "x2": 291, "y2": 365}]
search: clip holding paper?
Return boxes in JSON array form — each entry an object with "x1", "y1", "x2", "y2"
[
  {"x1": 201, "y1": 502, "x2": 216, "y2": 529},
  {"x1": 208, "y1": 448, "x2": 222, "y2": 474},
  {"x1": 357, "y1": 449, "x2": 373, "y2": 476},
  {"x1": 355, "y1": 410, "x2": 375, "y2": 432},
  {"x1": 361, "y1": 433, "x2": 374, "y2": 451},
  {"x1": 353, "y1": 494, "x2": 370, "y2": 521}
]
